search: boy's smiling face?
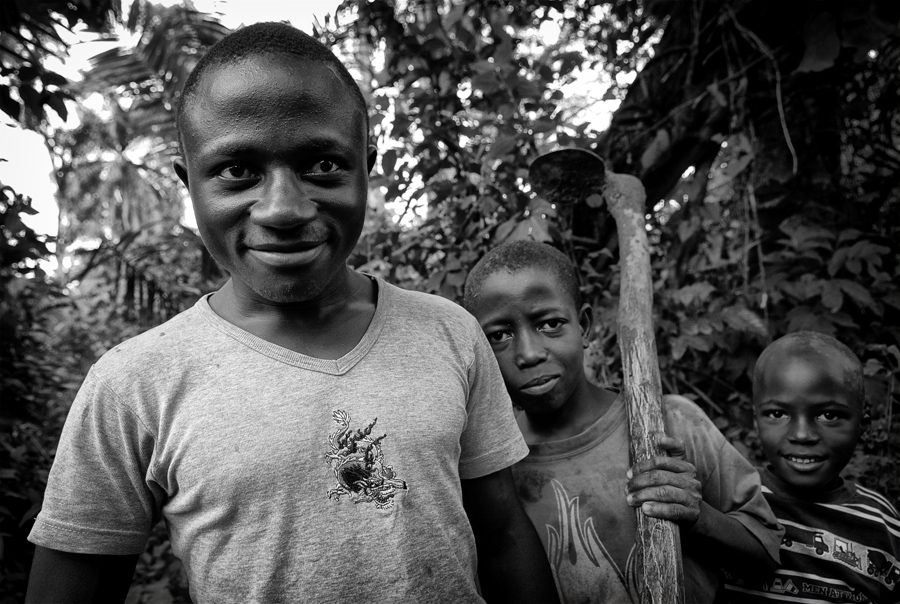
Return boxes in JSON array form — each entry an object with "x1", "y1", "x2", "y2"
[
  {"x1": 755, "y1": 350, "x2": 862, "y2": 492},
  {"x1": 175, "y1": 53, "x2": 373, "y2": 307},
  {"x1": 469, "y1": 267, "x2": 590, "y2": 414}
]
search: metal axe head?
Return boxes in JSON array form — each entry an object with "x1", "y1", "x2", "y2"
[{"x1": 528, "y1": 148, "x2": 606, "y2": 207}]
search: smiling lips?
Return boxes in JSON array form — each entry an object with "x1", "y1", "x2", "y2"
[
  {"x1": 782, "y1": 453, "x2": 827, "y2": 472},
  {"x1": 520, "y1": 375, "x2": 559, "y2": 396}
]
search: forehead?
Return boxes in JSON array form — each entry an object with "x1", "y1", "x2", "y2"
[
  {"x1": 474, "y1": 267, "x2": 575, "y2": 315},
  {"x1": 180, "y1": 53, "x2": 365, "y2": 154},
  {"x1": 756, "y1": 352, "x2": 860, "y2": 409}
]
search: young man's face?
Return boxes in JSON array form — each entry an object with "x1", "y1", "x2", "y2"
[
  {"x1": 175, "y1": 53, "x2": 373, "y2": 306},
  {"x1": 755, "y1": 352, "x2": 862, "y2": 492},
  {"x1": 470, "y1": 267, "x2": 590, "y2": 415}
]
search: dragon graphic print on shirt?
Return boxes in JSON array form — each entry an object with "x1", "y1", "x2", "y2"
[
  {"x1": 543, "y1": 479, "x2": 639, "y2": 603},
  {"x1": 324, "y1": 409, "x2": 408, "y2": 509}
]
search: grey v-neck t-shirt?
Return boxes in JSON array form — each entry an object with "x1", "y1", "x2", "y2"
[{"x1": 30, "y1": 276, "x2": 528, "y2": 603}]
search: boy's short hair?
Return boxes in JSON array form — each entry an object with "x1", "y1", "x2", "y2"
[
  {"x1": 176, "y1": 21, "x2": 368, "y2": 142},
  {"x1": 752, "y1": 331, "x2": 865, "y2": 407},
  {"x1": 464, "y1": 240, "x2": 581, "y2": 310}
]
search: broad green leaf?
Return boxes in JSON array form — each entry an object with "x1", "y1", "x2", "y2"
[
  {"x1": 836, "y1": 229, "x2": 862, "y2": 245},
  {"x1": 445, "y1": 4, "x2": 466, "y2": 28},
  {"x1": 787, "y1": 306, "x2": 837, "y2": 335},
  {"x1": 531, "y1": 120, "x2": 557, "y2": 134},
  {"x1": 424, "y1": 269, "x2": 445, "y2": 293},
  {"x1": 382, "y1": 149, "x2": 398, "y2": 177},
  {"x1": 445, "y1": 270, "x2": 465, "y2": 287},
  {"x1": 863, "y1": 358, "x2": 885, "y2": 377},
  {"x1": 487, "y1": 134, "x2": 518, "y2": 159},
  {"x1": 720, "y1": 305, "x2": 768, "y2": 337},
  {"x1": 836, "y1": 279, "x2": 880, "y2": 315},
  {"x1": 0, "y1": 86, "x2": 21, "y2": 120},
  {"x1": 828, "y1": 247, "x2": 849, "y2": 276},
  {"x1": 684, "y1": 334, "x2": 713, "y2": 352},
  {"x1": 672, "y1": 282, "x2": 716, "y2": 306},
  {"x1": 671, "y1": 336, "x2": 688, "y2": 361},
  {"x1": 494, "y1": 216, "x2": 520, "y2": 244},
  {"x1": 820, "y1": 281, "x2": 843, "y2": 312},
  {"x1": 786, "y1": 224, "x2": 833, "y2": 251},
  {"x1": 18, "y1": 85, "x2": 44, "y2": 120},
  {"x1": 471, "y1": 71, "x2": 500, "y2": 94},
  {"x1": 882, "y1": 293, "x2": 900, "y2": 312},
  {"x1": 16, "y1": 65, "x2": 41, "y2": 82},
  {"x1": 508, "y1": 216, "x2": 551, "y2": 243},
  {"x1": 639, "y1": 129, "x2": 670, "y2": 172},
  {"x1": 43, "y1": 91, "x2": 68, "y2": 121}
]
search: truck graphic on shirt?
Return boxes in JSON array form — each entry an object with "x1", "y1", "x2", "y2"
[
  {"x1": 833, "y1": 538, "x2": 862, "y2": 569},
  {"x1": 782, "y1": 525, "x2": 829, "y2": 556},
  {"x1": 867, "y1": 549, "x2": 900, "y2": 585}
]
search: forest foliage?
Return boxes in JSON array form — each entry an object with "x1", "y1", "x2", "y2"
[{"x1": 1, "y1": 1, "x2": 898, "y2": 602}]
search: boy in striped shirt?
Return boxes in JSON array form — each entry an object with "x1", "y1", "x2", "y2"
[{"x1": 722, "y1": 331, "x2": 900, "y2": 603}]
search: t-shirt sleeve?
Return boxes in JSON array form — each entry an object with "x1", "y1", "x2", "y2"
[
  {"x1": 457, "y1": 319, "x2": 528, "y2": 480},
  {"x1": 28, "y1": 366, "x2": 163, "y2": 555},
  {"x1": 664, "y1": 395, "x2": 783, "y2": 560}
]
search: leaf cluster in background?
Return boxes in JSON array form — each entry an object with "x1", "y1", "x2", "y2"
[{"x1": 0, "y1": 0, "x2": 120, "y2": 128}]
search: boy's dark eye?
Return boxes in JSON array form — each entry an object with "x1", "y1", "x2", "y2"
[
  {"x1": 762, "y1": 409, "x2": 787, "y2": 420},
  {"x1": 307, "y1": 160, "x2": 340, "y2": 175},
  {"x1": 538, "y1": 319, "x2": 565, "y2": 332},
  {"x1": 217, "y1": 165, "x2": 257, "y2": 180},
  {"x1": 486, "y1": 331, "x2": 511, "y2": 345},
  {"x1": 818, "y1": 411, "x2": 842, "y2": 422}
]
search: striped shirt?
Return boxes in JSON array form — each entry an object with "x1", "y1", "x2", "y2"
[{"x1": 721, "y1": 467, "x2": 900, "y2": 603}]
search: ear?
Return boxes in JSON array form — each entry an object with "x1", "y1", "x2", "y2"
[
  {"x1": 578, "y1": 303, "x2": 593, "y2": 349},
  {"x1": 367, "y1": 144, "x2": 378, "y2": 174},
  {"x1": 174, "y1": 158, "x2": 189, "y2": 189}
]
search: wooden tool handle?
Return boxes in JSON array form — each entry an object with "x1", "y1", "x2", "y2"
[{"x1": 603, "y1": 171, "x2": 685, "y2": 604}]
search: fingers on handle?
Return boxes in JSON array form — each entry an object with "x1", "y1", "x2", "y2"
[{"x1": 657, "y1": 435, "x2": 687, "y2": 460}]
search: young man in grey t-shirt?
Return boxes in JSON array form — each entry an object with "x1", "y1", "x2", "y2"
[{"x1": 26, "y1": 22, "x2": 557, "y2": 604}]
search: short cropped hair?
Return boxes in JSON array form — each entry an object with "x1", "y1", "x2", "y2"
[
  {"x1": 753, "y1": 331, "x2": 865, "y2": 407},
  {"x1": 464, "y1": 240, "x2": 581, "y2": 311},
  {"x1": 176, "y1": 22, "x2": 368, "y2": 142}
]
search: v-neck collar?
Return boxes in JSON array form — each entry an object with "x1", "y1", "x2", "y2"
[{"x1": 196, "y1": 275, "x2": 388, "y2": 375}]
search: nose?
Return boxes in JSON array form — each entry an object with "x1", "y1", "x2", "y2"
[
  {"x1": 788, "y1": 416, "x2": 820, "y2": 444},
  {"x1": 515, "y1": 331, "x2": 547, "y2": 368},
  {"x1": 251, "y1": 169, "x2": 317, "y2": 229}
]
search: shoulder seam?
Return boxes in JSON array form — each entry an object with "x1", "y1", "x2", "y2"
[{"x1": 88, "y1": 367, "x2": 161, "y2": 484}]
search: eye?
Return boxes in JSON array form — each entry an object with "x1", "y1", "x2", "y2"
[
  {"x1": 762, "y1": 409, "x2": 787, "y2": 420},
  {"x1": 217, "y1": 164, "x2": 257, "y2": 180},
  {"x1": 486, "y1": 330, "x2": 512, "y2": 345},
  {"x1": 306, "y1": 160, "x2": 341, "y2": 175},
  {"x1": 818, "y1": 411, "x2": 843, "y2": 422},
  {"x1": 538, "y1": 319, "x2": 566, "y2": 332}
]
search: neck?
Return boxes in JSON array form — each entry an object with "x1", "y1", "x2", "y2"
[
  {"x1": 210, "y1": 270, "x2": 377, "y2": 358},
  {"x1": 521, "y1": 379, "x2": 616, "y2": 443},
  {"x1": 764, "y1": 465, "x2": 847, "y2": 501}
]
